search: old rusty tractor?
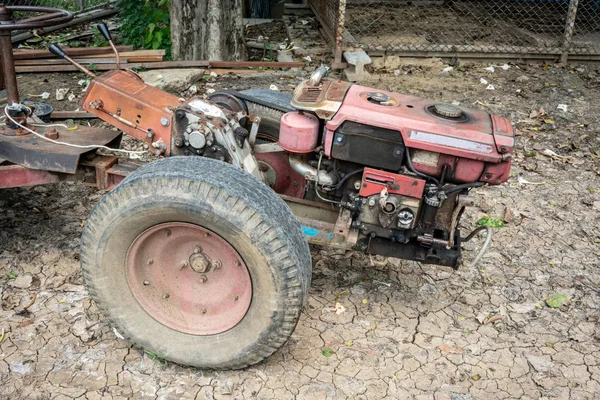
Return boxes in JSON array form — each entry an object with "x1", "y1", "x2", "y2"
[{"x1": 0, "y1": 8, "x2": 513, "y2": 369}]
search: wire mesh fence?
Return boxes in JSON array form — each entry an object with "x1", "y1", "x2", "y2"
[{"x1": 309, "y1": 0, "x2": 600, "y2": 61}]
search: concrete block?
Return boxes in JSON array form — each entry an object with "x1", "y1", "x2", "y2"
[{"x1": 343, "y1": 50, "x2": 372, "y2": 82}]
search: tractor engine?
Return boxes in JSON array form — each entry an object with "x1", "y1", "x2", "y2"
[
  {"x1": 251, "y1": 75, "x2": 514, "y2": 268},
  {"x1": 81, "y1": 68, "x2": 513, "y2": 268}
]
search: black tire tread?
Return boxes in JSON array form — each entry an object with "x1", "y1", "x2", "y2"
[{"x1": 81, "y1": 157, "x2": 311, "y2": 369}]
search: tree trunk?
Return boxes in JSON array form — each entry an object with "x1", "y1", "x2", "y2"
[{"x1": 170, "y1": 0, "x2": 246, "y2": 61}]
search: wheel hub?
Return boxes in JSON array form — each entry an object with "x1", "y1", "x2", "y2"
[{"x1": 125, "y1": 222, "x2": 252, "y2": 335}]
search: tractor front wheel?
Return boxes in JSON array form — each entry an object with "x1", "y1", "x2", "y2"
[{"x1": 81, "y1": 157, "x2": 311, "y2": 369}]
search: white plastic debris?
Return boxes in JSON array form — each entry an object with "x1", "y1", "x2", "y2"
[
  {"x1": 500, "y1": 63, "x2": 510, "y2": 70},
  {"x1": 334, "y1": 302, "x2": 346, "y2": 315},
  {"x1": 40, "y1": 92, "x2": 50, "y2": 100},
  {"x1": 209, "y1": 71, "x2": 218, "y2": 78},
  {"x1": 393, "y1": 69, "x2": 401, "y2": 76},
  {"x1": 518, "y1": 176, "x2": 545, "y2": 185},
  {"x1": 257, "y1": 35, "x2": 264, "y2": 42},
  {"x1": 304, "y1": 55, "x2": 312, "y2": 62},
  {"x1": 485, "y1": 66, "x2": 495, "y2": 73},
  {"x1": 442, "y1": 66, "x2": 453, "y2": 72},
  {"x1": 486, "y1": 84, "x2": 495, "y2": 91},
  {"x1": 557, "y1": 104, "x2": 568, "y2": 112},
  {"x1": 67, "y1": 93, "x2": 76, "y2": 102},
  {"x1": 112, "y1": 327, "x2": 125, "y2": 340},
  {"x1": 269, "y1": 84, "x2": 279, "y2": 91},
  {"x1": 189, "y1": 85, "x2": 198, "y2": 94},
  {"x1": 56, "y1": 88, "x2": 69, "y2": 101},
  {"x1": 480, "y1": 78, "x2": 488, "y2": 85},
  {"x1": 206, "y1": 88, "x2": 215, "y2": 94},
  {"x1": 451, "y1": 100, "x2": 461, "y2": 105}
]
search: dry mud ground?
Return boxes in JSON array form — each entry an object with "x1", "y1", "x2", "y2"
[{"x1": 1, "y1": 59, "x2": 600, "y2": 400}]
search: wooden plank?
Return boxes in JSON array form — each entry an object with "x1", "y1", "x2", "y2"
[
  {"x1": 15, "y1": 60, "x2": 303, "y2": 73},
  {"x1": 13, "y1": 46, "x2": 133, "y2": 60},
  {"x1": 50, "y1": 111, "x2": 94, "y2": 120},
  {"x1": 209, "y1": 61, "x2": 303, "y2": 68},
  {"x1": 77, "y1": 50, "x2": 166, "y2": 59},
  {"x1": 15, "y1": 58, "x2": 130, "y2": 66}
]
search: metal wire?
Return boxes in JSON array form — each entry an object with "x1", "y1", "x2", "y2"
[{"x1": 310, "y1": 0, "x2": 600, "y2": 60}]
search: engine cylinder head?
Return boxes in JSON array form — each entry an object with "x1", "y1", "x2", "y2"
[{"x1": 278, "y1": 111, "x2": 319, "y2": 154}]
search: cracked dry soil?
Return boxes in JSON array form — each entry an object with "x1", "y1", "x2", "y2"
[{"x1": 1, "y1": 61, "x2": 600, "y2": 399}]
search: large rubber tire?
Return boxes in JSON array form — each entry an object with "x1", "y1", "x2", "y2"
[{"x1": 81, "y1": 157, "x2": 311, "y2": 369}]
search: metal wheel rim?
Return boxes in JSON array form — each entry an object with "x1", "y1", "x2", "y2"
[{"x1": 125, "y1": 222, "x2": 252, "y2": 335}]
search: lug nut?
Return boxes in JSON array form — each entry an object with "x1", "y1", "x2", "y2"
[
  {"x1": 147, "y1": 258, "x2": 154, "y2": 265},
  {"x1": 199, "y1": 275, "x2": 207, "y2": 283},
  {"x1": 143, "y1": 280, "x2": 150, "y2": 286},
  {"x1": 212, "y1": 260, "x2": 222, "y2": 270},
  {"x1": 194, "y1": 245, "x2": 201, "y2": 254}
]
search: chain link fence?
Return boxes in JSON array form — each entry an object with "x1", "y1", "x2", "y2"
[{"x1": 309, "y1": 0, "x2": 600, "y2": 62}]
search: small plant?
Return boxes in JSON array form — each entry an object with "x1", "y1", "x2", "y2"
[
  {"x1": 144, "y1": 349, "x2": 168, "y2": 366},
  {"x1": 118, "y1": 0, "x2": 172, "y2": 58}
]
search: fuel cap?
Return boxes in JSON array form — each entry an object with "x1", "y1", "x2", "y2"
[
  {"x1": 433, "y1": 103, "x2": 463, "y2": 118},
  {"x1": 368, "y1": 92, "x2": 391, "y2": 103}
]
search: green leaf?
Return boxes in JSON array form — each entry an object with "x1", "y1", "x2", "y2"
[
  {"x1": 6, "y1": 271, "x2": 17, "y2": 279},
  {"x1": 546, "y1": 293, "x2": 570, "y2": 308},
  {"x1": 476, "y1": 215, "x2": 505, "y2": 228},
  {"x1": 321, "y1": 347, "x2": 334, "y2": 357}
]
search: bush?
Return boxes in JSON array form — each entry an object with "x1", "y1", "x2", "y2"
[{"x1": 118, "y1": 0, "x2": 172, "y2": 58}]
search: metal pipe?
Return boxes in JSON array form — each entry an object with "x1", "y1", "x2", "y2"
[
  {"x1": 289, "y1": 155, "x2": 336, "y2": 186},
  {"x1": 561, "y1": 0, "x2": 580, "y2": 64},
  {"x1": 334, "y1": 0, "x2": 347, "y2": 67},
  {"x1": 0, "y1": 34, "x2": 18, "y2": 104},
  {"x1": 108, "y1": 40, "x2": 121, "y2": 69},
  {"x1": 308, "y1": 66, "x2": 329, "y2": 86},
  {"x1": 63, "y1": 54, "x2": 96, "y2": 78}
]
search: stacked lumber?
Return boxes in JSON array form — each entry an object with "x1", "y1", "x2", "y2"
[{"x1": 13, "y1": 46, "x2": 303, "y2": 74}]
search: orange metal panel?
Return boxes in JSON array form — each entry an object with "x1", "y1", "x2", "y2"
[{"x1": 82, "y1": 70, "x2": 182, "y2": 155}]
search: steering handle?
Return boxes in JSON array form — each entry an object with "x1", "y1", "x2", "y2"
[{"x1": 0, "y1": 5, "x2": 74, "y2": 32}]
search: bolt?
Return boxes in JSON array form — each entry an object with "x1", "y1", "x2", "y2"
[
  {"x1": 202, "y1": 309, "x2": 207, "y2": 314},
  {"x1": 212, "y1": 260, "x2": 222, "y2": 270},
  {"x1": 146, "y1": 131, "x2": 154, "y2": 139},
  {"x1": 485, "y1": 173, "x2": 493, "y2": 179},
  {"x1": 176, "y1": 110, "x2": 186, "y2": 119},
  {"x1": 353, "y1": 180, "x2": 362, "y2": 190},
  {"x1": 165, "y1": 229, "x2": 171, "y2": 236},
  {"x1": 143, "y1": 280, "x2": 150, "y2": 286},
  {"x1": 45, "y1": 128, "x2": 59, "y2": 140},
  {"x1": 180, "y1": 260, "x2": 188, "y2": 269},
  {"x1": 199, "y1": 275, "x2": 207, "y2": 283},
  {"x1": 147, "y1": 258, "x2": 154, "y2": 265},
  {"x1": 234, "y1": 295, "x2": 239, "y2": 301},
  {"x1": 194, "y1": 245, "x2": 201, "y2": 254},
  {"x1": 500, "y1": 146, "x2": 507, "y2": 153},
  {"x1": 164, "y1": 293, "x2": 170, "y2": 299},
  {"x1": 160, "y1": 117, "x2": 170, "y2": 127},
  {"x1": 235, "y1": 260, "x2": 241, "y2": 267},
  {"x1": 368, "y1": 198, "x2": 376, "y2": 207},
  {"x1": 175, "y1": 139, "x2": 183, "y2": 147},
  {"x1": 293, "y1": 182, "x2": 299, "y2": 187}
]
